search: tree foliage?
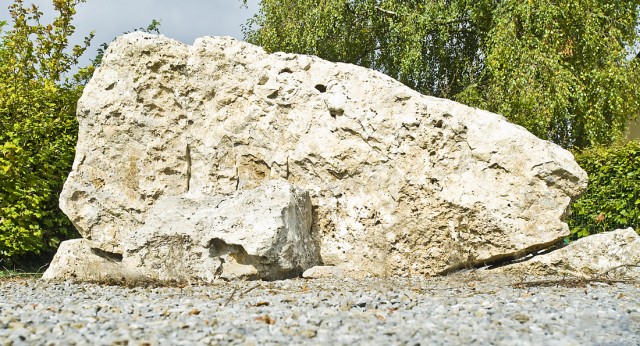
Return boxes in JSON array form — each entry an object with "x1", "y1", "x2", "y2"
[
  {"x1": 0, "y1": 0, "x2": 92, "y2": 259},
  {"x1": 568, "y1": 141, "x2": 640, "y2": 240},
  {"x1": 243, "y1": 0, "x2": 640, "y2": 149}
]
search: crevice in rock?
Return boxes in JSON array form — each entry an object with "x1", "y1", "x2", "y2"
[
  {"x1": 285, "y1": 156, "x2": 290, "y2": 179},
  {"x1": 315, "y1": 84, "x2": 327, "y2": 93},
  {"x1": 267, "y1": 90, "x2": 279, "y2": 99},
  {"x1": 186, "y1": 144, "x2": 192, "y2": 193},
  {"x1": 486, "y1": 241, "x2": 566, "y2": 270},
  {"x1": 70, "y1": 190, "x2": 87, "y2": 201},
  {"x1": 487, "y1": 162, "x2": 509, "y2": 173},
  {"x1": 170, "y1": 63, "x2": 187, "y2": 71},
  {"x1": 209, "y1": 238, "x2": 245, "y2": 258},
  {"x1": 327, "y1": 168, "x2": 349, "y2": 179},
  {"x1": 438, "y1": 238, "x2": 566, "y2": 275},
  {"x1": 91, "y1": 248, "x2": 123, "y2": 263},
  {"x1": 329, "y1": 109, "x2": 344, "y2": 118},
  {"x1": 208, "y1": 238, "x2": 293, "y2": 280}
]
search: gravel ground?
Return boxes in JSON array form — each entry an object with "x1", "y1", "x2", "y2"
[{"x1": 1, "y1": 271, "x2": 639, "y2": 346}]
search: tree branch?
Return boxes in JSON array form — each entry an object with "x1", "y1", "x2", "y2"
[
  {"x1": 354, "y1": 44, "x2": 383, "y2": 63},
  {"x1": 375, "y1": 6, "x2": 398, "y2": 16}
]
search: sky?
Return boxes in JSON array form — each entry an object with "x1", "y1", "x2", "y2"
[{"x1": 0, "y1": 0, "x2": 260, "y2": 69}]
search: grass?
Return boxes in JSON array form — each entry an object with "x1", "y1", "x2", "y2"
[
  {"x1": 0, "y1": 257, "x2": 48, "y2": 280},
  {"x1": 0, "y1": 267, "x2": 46, "y2": 280}
]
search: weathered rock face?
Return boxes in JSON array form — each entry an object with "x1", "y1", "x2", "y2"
[
  {"x1": 493, "y1": 228, "x2": 640, "y2": 279},
  {"x1": 42, "y1": 239, "x2": 127, "y2": 283},
  {"x1": 53, "y1": 32, "x2": 587, "y2": 279},
  {"x1": 46, "y1": 180, "x2": 318, "y2": 282}
]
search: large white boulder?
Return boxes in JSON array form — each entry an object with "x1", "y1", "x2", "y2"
[
  {"x1": 494, "y1": 228, "x2": 640, "y2": 279},
  {"x1": 54, "y1": 32, "x2": 587, "y2": 279}
]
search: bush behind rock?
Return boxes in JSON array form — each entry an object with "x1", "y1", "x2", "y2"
[
  {"x1": 568, "y1": 140, "x2": 640, "y2": 240},
  {"x1": 0, "y1": 1, "x2": 89, "y2": 260}
]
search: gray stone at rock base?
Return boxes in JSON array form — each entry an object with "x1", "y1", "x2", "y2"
[
  {"x1": 41, "y1": 239, "x2": 129, "y2": 283},
  {"x1": 492, "y1": 228, "x2": 640, "y2": 279},
  {"x1": 44, "y1": 180, "x2": 319, "y2": 283},
  {"x1": 302, "y1": 266, "x2": 344, "y2": 279},
  {"x1": 56, "y1": 32, "x2": 588, "y2": 279}
]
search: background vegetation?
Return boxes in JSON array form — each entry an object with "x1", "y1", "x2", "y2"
[
  {"x1": 0, "y1": 0, "x2": 159, "y2": 268},
  {"x1": 244, "y1": 0, "x2": 640, "y2": 149},
  {"x1": 1, "y1": 1, "x2": 639, "y2": 267},
  {"x1": 568, "y1": 141, "x2": 640, "y2": 240},
  {"x1": 0, "y1": 0, "x2": 91, "y2": 265}
]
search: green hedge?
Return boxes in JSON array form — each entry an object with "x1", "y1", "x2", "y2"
[
  {"x1": 0, "y1": 1, "x2": 89, "y2": 261},
  {"x1": 0, "y1": 84, "x2": 81, "y2": 259},
  {"x1": 568, "y1": 140, "x2": 640, "y2": 240},
  {"x1": 0, "y1": 1, "x2": 158, "y2": 264}
]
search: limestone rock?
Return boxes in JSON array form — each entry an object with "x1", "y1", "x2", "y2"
[
  {"x1": 41, "y1": 239, "x2": 130, "y2": 283},
  {"x1": 302, "y1": 266, "x2": 344, "y2": 279},
  {"x1": 58, "y1": 32, "x2": 587, "y2": 278},
  {"x1": 494, "y1": 228, "x2": 640, "y2": 279},
  {"x1": 45, "y1": 180, "x2": 318, "y2": 283}
]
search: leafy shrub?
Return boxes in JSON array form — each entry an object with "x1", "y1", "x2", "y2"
[
  {"x1": 568, "y1": 140, "x2": 640, "y2": 240},
  {"x1": 0, "y1": 0, "x2": 162, "y2": 264},
  {"x1": 0, "y1": 0, "x2": 92, "y2": 259}
]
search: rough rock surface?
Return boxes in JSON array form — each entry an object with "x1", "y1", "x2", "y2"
[
  {"x1": 45, "y1": 180, "x2": 319, "y2": 282},
  {"x1": 302, "y1": 266, "x2": 345, "y2": 279},
  {"x1": 56, "y1": 32, "x2": 587, "y2": 278},
  {"x1": 493, "y1": 228, "x2": 640, "y2": 279},
  {"x1": 41, "y1": 239, "x2": 126, "y2": 282}
]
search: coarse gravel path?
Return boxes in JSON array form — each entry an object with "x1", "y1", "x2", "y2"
[{"x1": 1, "y1": 271, "x2": 639, "y2": 345}]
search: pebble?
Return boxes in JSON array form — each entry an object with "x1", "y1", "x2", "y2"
[{"x1": 0, "y1": 272, "x2": 638, "y2": 345}]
